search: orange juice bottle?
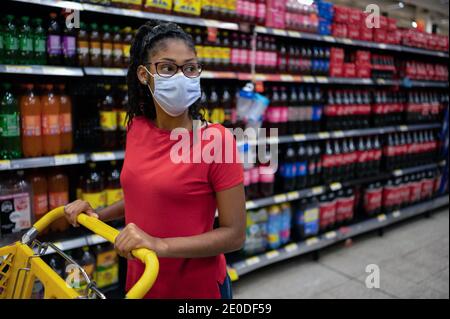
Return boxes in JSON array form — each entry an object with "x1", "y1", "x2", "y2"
[
  {"x1": 48, "y1": 168, "x2": 70, "y2": 232},
  {"x1": 58, "y1": 84, "x2": 73, "y2": 153},
  {"x1": 41, "y1": 84, "x2": 61, "y2": 156},
  {"x1": 29, "y1": 169, "x2": 49, "y2": 235},
  {"x1": 20, "y1": 84, "x2": 43, "y2": 157}
]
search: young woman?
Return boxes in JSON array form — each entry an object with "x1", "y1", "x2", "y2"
[{"x1": 64, "y1": 22, "x2": 246, "y2": 299}]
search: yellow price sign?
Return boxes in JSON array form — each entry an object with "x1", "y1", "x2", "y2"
[
  {"x1": 246, "y1": 256, "x2": 260, "y2": 266},
  {"x1": 306, "y1": 237, "x2": 319, "y2": 246},
  {"x1": 266, "y1": 250, "x2": 280, "y2": 259},
  {"x1": 227, "y1": 267, "x2": 239, "y2": 282},
  {"x1": 0, "y1": 160, "x2": 12, "y2": 170},
  {"x1": 54, "y1": 154, "x2": 79, "y2": 165}
]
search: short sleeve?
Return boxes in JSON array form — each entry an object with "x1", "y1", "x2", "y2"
[{"x1": 208, "y1": 125, "x2": 244, "y2": 192}]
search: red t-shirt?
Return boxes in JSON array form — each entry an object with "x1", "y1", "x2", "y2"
[{"x1": 120, "y1": 117, "x2": 243, "y2": 299}]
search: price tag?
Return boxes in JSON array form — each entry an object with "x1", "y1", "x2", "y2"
[
  {"x1": 312, "y1": 186, "x2": 324, "y2": 195},
  {"x1": 378, "y1": 43, "x2": 387, "y2": 49},
  {"x1": 377, "y1": 79, "x2": 386, "y2": 85},
  {"x1": 273, "y1": 29, "x2": 287, "y2": 36},
  {"x1": 325, "y1": 231, "x2": 337, "y2": 240},
  {"x1": 330, "y1": 182, "x2": 342, "y2": 191},
  {"x1": 398, "y1": 125, "x2": 408, "y2": 132},
  {"x1": 246, "y1": 201, "x2": 256, "y2": 210},
  {"x1": 323, "y1": 36, "x2": 336, "y2": 43},
  {"x1": 342, "y1": 38, "x2": 354, "y2": 45},
  {"x1": 281, "y1": 75, "x2": 294, "y2": 82},
  {"x1": 316, "y1": 76, "x2": 329, "y2": 84},
  {"x1": 393, "y1": 169, "x2": 403, "y2": 176},
  {"x1": 5, "y1": 65, "x2": 33, "y2": 74},
  {"x1": 54, "y1": 154, "x2": 79, "y2": 166},
  {"x1": 318, "y1": 132, "x2": 330, "y2": 139},
  {"x1": 266, "y1": 250, "x2": 280, "y2": 259},
  {"x1": 91, "y1": 152, "x2": 115, "y2": 161},
  {"x1": 0, "y1": 160, "x2": 11, "y2": 170},
  {"x1": 302, "y1": 75, "x2": 315, "y2": 83},
  {"x1": 227, "y1": 268, "x2": 239, "y2": 281},
  {"x1": 293, "y1": 134, "x2": 306, "y2": 142},
  {"x1": 267, "y1": 137, "x2": 279, "y2": 144},
  {"x1": 393, "y1": 211, "x2": 401, "y2": 218},
  {"x1": 102, "y1": 68, "x2": 126, "y2": 76},
  {"x1": 287, "y1": 191, "x2": 300, "y2": 201},
  {"x1": 362, "y1": 79, "x2": 373, "y2": 85},
  {"x1": 306, "y1": 237, "x2": 319, "y2": 246},
  {"x1": 274, "y1": 194, "x2": 287, "y2": 204},
  {"x1": 377, "y1": 214, "x2": 387, "y2": 222},
  {"x1": 285, "y1": 243, "x2": 298, "y2": 253},
  {"x1": 288, "y1": 31, "x2": 301, "y2": 38},
  {"x1": 246, "y1": 256, "x2": 261, "y2": 266},
  {"x1": 333, "y1": 131, "x2": 345, "y2": 138}
]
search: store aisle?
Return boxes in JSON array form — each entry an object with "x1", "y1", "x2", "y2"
[{"x1": 233, "y1": 207, "x2": 449, "y2": 299}]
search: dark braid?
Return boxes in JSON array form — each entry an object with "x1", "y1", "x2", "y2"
[{"x1": 126, "y1": 21, "x2": 206, "y2": 126}]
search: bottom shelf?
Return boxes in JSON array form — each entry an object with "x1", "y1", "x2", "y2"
[{"x1": 227, "y1": 195, "x2": 449, "y2": 281}]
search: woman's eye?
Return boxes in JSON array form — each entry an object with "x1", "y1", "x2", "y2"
[{"x1": 160, "y1": 64, "x2": 176, "y2": 73}]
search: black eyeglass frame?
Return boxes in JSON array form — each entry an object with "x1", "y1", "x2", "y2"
[{"x1": 143, "y1": 62, "x2": 203, "y2": 78}]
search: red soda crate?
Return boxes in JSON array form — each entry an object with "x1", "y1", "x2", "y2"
[
  {"x1": 330, "y1": 63, "x2": 344, "y2": 77},
  {"x1": 387, "y1": 17, "x2": 397, "y2": 30},
  {"x1": 330, "y1": 47, "x2": 345, "y2": 63},
  {"x1": 333, "y1": 5, "x2": 349, "y2": 24},
  {"x1": 343, "y1": 63, "x2": 356, "y2": 78},
  {"x1": 266, "y1": 0, "x2": 286, "y2": 12},
  {"x1": 356, "y1": 64, "x2": 371, "y2": 78},
  {"x1": 356, "y1": 50, "x2": 371, "y2": 64},
  {"x1": 347, "y1": 24, "x2": 360, "y2": 40},
  {"x1": 348, "y1": 8, "x2": 362, "y2": 25},
  {"x1": 373, "y1": 29, "x2": 387, "y2": 43},
  {"x1": 332, "y1": 23, "x2": 347, "y2": 38},
  {"x1": 360, "y1": 26, "x2": 373, "y2": 41}
]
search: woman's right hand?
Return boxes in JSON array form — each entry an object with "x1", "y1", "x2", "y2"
[{"x1": 64, "y1": 200, "x2": 99, "y2": 227}]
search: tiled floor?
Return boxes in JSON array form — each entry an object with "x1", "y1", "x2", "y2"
[{"x1": 233, "y1": 207, "x2": 449, "y2": 299}]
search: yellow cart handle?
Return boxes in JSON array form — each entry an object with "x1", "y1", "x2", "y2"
[{"x1": 25, "y1": 206, "x2": 159, "y2": 299}]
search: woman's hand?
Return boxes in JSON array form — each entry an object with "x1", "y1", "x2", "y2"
[
  {"x1": 115, "y1": 223, "x2": 165, "y2": 259},
  {"x1": 64, "y1": 200, "x2": 99, "y2": 227}
]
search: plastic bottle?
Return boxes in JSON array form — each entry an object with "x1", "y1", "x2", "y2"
[
  {"x1": 112, "y1": 26, "x2": 123, "y2": 68},
  {"x1": 58, "y1": 84, "x2": 73, "y2": 153},
  {"x1": 94, "y1": 243, "x2": 119, "y2": 288},
  {"x1": 4, "y1": 15, "x2": 19, "y2": 64},
  {"x1": 77, "y1": 22, "x2": 90, "y2": 67},
  {"x1": 101, "y1": 25, "x2": 113, "y2": 67},
  {"x1": 48, "y1": 168, "x2": 70, "y2": 232},
  {"x1": 122, "y1": 27, "x2": 133, "y2": 67},
  {"x1": 319, "y1": 192, "x2": 336, "y2": 232},
  {"x1": 267, "y1": 205, "x2": 282, "y2": 250},
  {"x1": 18, "y1": 16, "x2": 33, "y2": 64},
  {"x1": 99, "y1": 84, "x2": 118, "y2": 149},
  {"x1": 61, "y1": 12, "x2": 77, "y2": 66},
  {"x1": 31, "y1": 18, "x2": 46, "y2": 65},
  {"x1": 47, "y1": 13, "x2": 62, "y2": 65},
  {"x1": 41, "y1": 84, "x2": 61, "y2": 156},
  {"x1": 117, "y1": 84, "x2": 128, "y2": 147},
  {"x1": 20, "y1": 84, "x2": 43, "y2": 157},
  {"x1": 281, "y1": 144, "x2": 297, "y2": 192},
  {"x1": 88, "y1": 23, "x2": 102, "y2": 67},
  {"x1": 75, "y1": 247, "x2": 96, "y2": 294},
  {"x1": 106, "y1": 161, "x2": 123, "y2": 206},
  {"x1": 82, "y1": 162, "x2": 106, "y2": 210},
  {"x1": 279, "y1": 203, "x2": 292, "y2": 245},
  {"x1": 29, "y1": 170, "x2": 49, "y2": 235},
  {"x1": 296, "y1": 143, "x2": 308, "y2": 190},
  {"x1": 0, "y1": 83, "x2": 21, "y2": 159}
]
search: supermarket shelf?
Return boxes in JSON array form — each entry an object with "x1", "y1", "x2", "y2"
[
  {"x1": 245, "y1": 161, "x2": 444, "y2": 211},
  {"x1": 0, "y1": 64, "x2": 84, "y2": 77},
  {"x1": 230, "y1": 194, "x2": 449, "y2": 278},
  {"x1": 0, "y1": 151, "x2": 125, "y2": 171},
  {"x1": 84, "y1": 67, "x2": 128, "y2": 77},
  {"x1": 405, "y1": 80, "x2": 449, "y2": 88},
  {"x1": 255, "y1": 26, "x2": 449, "y2": 59},
  {"x1": 10, "y1": 0, "x2": 239, "y2": 31}
]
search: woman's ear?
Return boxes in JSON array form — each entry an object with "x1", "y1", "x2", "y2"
[{"x1": 137, "y1": 65, "x2": 150, "y2": 86}]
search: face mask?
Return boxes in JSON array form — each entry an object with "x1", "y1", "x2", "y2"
[{"x1": 144, "y1": 67, "x2": 201, "y2": 117}]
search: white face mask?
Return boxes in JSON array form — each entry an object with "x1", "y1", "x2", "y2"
[{"x1": 144, "y1": 67, "x2": 201, "y2": 117}]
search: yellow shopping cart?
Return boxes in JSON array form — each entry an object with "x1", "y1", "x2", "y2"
[{"x1": 0, "y1": 206, "x2": 159, "y2": 299}]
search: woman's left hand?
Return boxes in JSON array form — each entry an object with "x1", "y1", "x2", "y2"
[{"x1": 115, "y1": 223, "x2": 162, "y2": 259}]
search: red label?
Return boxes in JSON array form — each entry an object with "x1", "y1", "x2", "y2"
[
  {"x1": 383, "y1": 185, "x2": 398, "y2": 208},
  {"x1": 336, "y1": 196, "x2": 354, "y2": 221},
  {"x1": 324, "y1": 105, "x2": 338, "y2": 116},
  {"x1": 322, "y1": 154, "x2": 336, "y2": 168},
  {"x1": 320, "y1": 200, "x2": 337, "y2": 229},
  {"x1": 49, "y1": 191, "x2": 69, "y2": 210},
  {"x1": 259, "y1": 166, "x2": 275, "y2": 183},
  {"x1": 358, "y1": 150, "x2": 369, "y2": 163},
  {"x1": 42, "y1": 114, "x2": 60, "y2": 136},
  {"x1": 243, "y1": 170, "x2": 251, "y2": 187},
  {"x1": 364, "y1": 188, "x2": 383, "y2": 213},
  {"x1": 250, "y1": 167, "x2": 259, "y2": 184},
  {"x1": 33, "y1": 194, "x2": 48, "y2": 216},
  {"x1": 409, "y1": 181, "x2": 422, "y2": 203},
  {"x1": 421, "y1": 179, "x2": 434, "y2": 198}
]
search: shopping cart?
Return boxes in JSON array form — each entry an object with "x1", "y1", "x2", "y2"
[{"x1": 0, "y1": 206, "x2": 159, "y2": 299}]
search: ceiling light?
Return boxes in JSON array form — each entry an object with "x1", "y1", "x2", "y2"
[
  {"x1": 411, "y1": 21, "x2": 418, "y2": 28},
  {"x1": 398, "y1": 2, "x2": 405, "y2": 8}
]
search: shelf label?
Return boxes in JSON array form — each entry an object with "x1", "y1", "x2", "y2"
[
  {"x1": 273, "y1": 29, "x2": 287, "y2": 36},
  {"x1": 393, "y1": 211, "x2": 401, "y2": 218},
  {"x1": 293, "y1": 134, "x2": 306, "y2": 142},
  {"x1": 333, "y1": 131, "x2": 345, "y2": 138},
  {"x1": 0, "y1": 160, "x2": 11, "y2": 170},
  {"x1": 398, "y1": 125, "x2": 408, "y2": 132},
  {"x1": 5, "y1": 65, "x2": 33, "y2": 74},
  {"x1": 280, "y1": 75, "x2": 294, "y2": 82},
  {"x1": 377, "y1": 79, "x2": 386, "y2": 85},
  {"x1": 323, "y1": 36, "x2": 336, "y2": 43},
  {"x1": 288, "y1": 31, "x2": 301, "y2": 38},
  {"x1": 306, "y1": 237, "x2": 319, "y2": 246},
  {"x1": 287, "y1": 191, "x2": 300, "y2": 200},
  {"x1": 318, "y1": 132, "x2": 330, "y2": 139},
  {"x1": 54, "y1": 154, "x2": 79, "y2": 166},
  {"x1": 325, "y1": 231, "x2": 337, "y2": 240},
  {"x1": 378, "y1": 44, "x2": 387, "y2": 49},
  {"x1": 102, "y1": 68, "x2": 126, "y2": 76},
  {"x1": 316, "y1": 76, "x2": 329, "y2": 83},
  {"x1": 312, "y1": 186, "x2": 324, "y2": 195},
  {"x1": 246, "y1": 256, "x2": 261, "y2": 266},
  {"x1": 285, "y1": 243, "x2": 298, "y2": 253},
  {"x1": 377, "y1": 214, "x2": 387, "y2": 222},
  {"x1": 330, "y1": 182, "x2": 342, "y2": 191},
  {"x1": 393, "y1": 169, "x2": 403, "y2": 176},
  {"x1": 302, "y1": 75, "x2": 315, "y2": 83},
  {"x1": 267, "y1": 137, "x2": 279, "y2": 144},
  {"x1": 342, "y1": 38, "x2": 354, "y2": 45},
  {"x1": 266, "y1": 250, "x2": 280, "y2": 259},
  {"x1": 274, "y1": 194, "x2": 287, "y2": 204},
  {"x1": 227, "y1": 267, "x2": 239, "y2": 282},
  {"x1": 91, "y1": 152, "x2": 115, "y2": 161},
  {"x1": 246, "y1": 201, "x2": 256, "y2": 209}
]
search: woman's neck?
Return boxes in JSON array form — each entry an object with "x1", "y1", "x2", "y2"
[{"x1": 154, "y1": 107, "x2": 192, "y2": 131}]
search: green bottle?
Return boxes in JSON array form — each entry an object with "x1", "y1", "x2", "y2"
[
  {"x1": 0, "y1": 83, "x2": 21, "y2": 159},
  {"x1": 0, "y1": 18, "x2": 4, "y2": 64},
  {"x1": 4, "y1": 15, "x2": 19, "y2": 65},
  {"x1": 18, "y1": 16, "x2": 33, "y2": 64},
  {"x1": 32, "y1": 18, "x2": 46, "y2": 65}
]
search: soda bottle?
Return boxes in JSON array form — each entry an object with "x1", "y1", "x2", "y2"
[
  {"x1": 312, "y1": 143, "x2": 322, "y2": 186},
  {"x1": 75, "y1": 247, "x2": 96, "y2": 294},
  {"x1": 365, "y1": 136, "x2": 374, "y2": 175},
  {"x1": 58, "y1": 84, "x2": 73, "y2": 153},
  {"x1": 279, "y1": 87, "x2": 288, "y2": 136},
  {"x1": 249, "y1": 166, "x2": 260, "y2": 199},
  {"x1": 117, "y1": 84, "x2": 128, "y2": 147},
  {"x1": 99, "y1": 84, "x2": 118, "y2": 149},
  {"x1": 101, "y1": 25, "x2": 113, "y2": 67},
  {"x1": 93, "y1": 243, "x2": 119, "y2": 289},
  {"x1": 319, "y1": 192, "x2": 336, "y2": 232},
  {"x1": 294, "y1": 197, "x2": 320, "y2": 240},
  {"x1": 47, "y1": 13, "x2": 62, "y2": 65},
  {"x1": 77, "y1": 22, "x2": 90, "y2": 67},
  {"x1": 41, "y1": 84, "x2": 61, "y2": 156},
  {"x1": 282, "y1": 144, "x2": 297, "y2": 192},
  {"x1": 111, "y1": 26, "x2": 123, "y2": 68},
  {"x1": 4, "y1": 15, "x2": 19, "y2": 64},
  {"x1": 29, "y1": 170, "x2": 49, "y2": 235},
  {"x1": 259, "y1": 147, "x2": 275, "y2": 197},
  {"x1": 0, "y1": 83, "x2": 21, "y2": 159},
  {"x1": 333, "y1": 139, "x2": 343, "y2": 181},
  {"x1": 322, "y1": 141, "x2": 334, "y2": 183},
  {"x1": 279, "y1": 203, "x2": 292, "y2": 245},
  {"x1": 31, "y1": 18, "x2": 46, "y2": 65},
  {"x1": 373, "y1": 136, "x2": 382, "y2": 174},
  {"x1": 296, "y1": 143, "x2": 308, "y2": 190},
  {"x1": 48, "y1": 168, "x2": 70, "y2": 232},
  {"x1": 89, "y1": 23, "x2": 102, "y2": 67},
  {"x1": 106, "y1": 161, "x2": 123, "y2": 206},
  {"x1": 363, "y1": 182, "x2": 383, "y2": 216},
  {"x1": 267, "y1": 205, "x2": 282, "y2": 250},
  {"x1": 306, "y1": 143, "x2": 315, "y2": 187},
  {"x1": 61, "y1": 11, "x2": 77, "y2": 66},
  {"x1": 287, "y1": 87, "x2": 298, "y2": 135},
  {"x1": 122, "y1": 27, "x2": 133, "y2": 67},
  {"x1": 18, "y1": 16, "x2": 33, "y2": 64},
  {"x1": 82, "y1": 162, "x2": 106, "y2": 210},
  {"x1": 20, "y1": 84, "x2": 43, "y2": 157}
]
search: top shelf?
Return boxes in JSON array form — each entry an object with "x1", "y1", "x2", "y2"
[{"x1": 9, "y1": 0, "x2": 448, "y2": 59}]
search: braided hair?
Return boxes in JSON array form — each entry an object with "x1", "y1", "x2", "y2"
[{"x1": 126, "y1": 21, "x2": 205, "y2": 126}]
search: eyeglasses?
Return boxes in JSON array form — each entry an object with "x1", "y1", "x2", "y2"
[{"x1": 145, "y1": 62, "x2": 203, "y2": 78}]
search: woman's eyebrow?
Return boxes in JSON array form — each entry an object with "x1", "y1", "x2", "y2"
[{"x1": 158, "y1": 58, "x2": 197, "y2": 63}]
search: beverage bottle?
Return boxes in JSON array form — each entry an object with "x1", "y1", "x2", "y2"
[
  {"x1": 47, "y1": 13, "x2": 62, "y2": 65},
  {"x1": 383, "y1": 134, "x2": 394, "y2": 171},
  {"x1": 230, "y1": 32, "x2": 239, "y2": 71},
  {"x1": 365, "y1": 136, "x2": 374, "y2": 175},
  {"x1": 305, "y1": 143, "x2": 315, "y2": 187},
  {"x1": 61, "y1": 11, "x2": 77, "y2": 66},
  {"x1": 363, "y1": 182, "x2": 383, "y2": 216},
  {"x1": 48, "y1": 168, "x2": 70, "y2": 232},
  {"x1": 287, "y1": 87, "x2": 298, "y2": 134},
  {"x1": 279, "y1": 87, "x2": 288, "y2": 136},
  {"x1": 267, "y1": 205, "x2": 282, "y2": 250},
  {"x1": 294, "y1": 197, "x2": 320, "y2": 239},
  {"x1": 255, "y1": 35, "x2": 264, "y2": 73},
  {"x1": 333, "y1": 139, "x2": 343, "y2": 181},
  {"x1": 296, "y1": 143, "x2": 308, "y2": 190},
  {"x1": 75, "y1": 247, "x2": 96, "y2": 294},
  {"x1": 58, "y1": 84, "x2": 73, "y2": 153},
  {"x1": 0, "y1": 83, "x2": 21, "y2": 159},
  {"x1": 267, "y1": 87, "x2": 281, "y2": 134},
  {"x1": 409, "y1": 173, "x2": 421, "y2": 204},
  {"x1": 356, "y1": 137, "x2": 367, "y2": 178},
  {"x1": 401, "y1": 175, "x2": 411, "y2": 208},
  {"x1": 122, "y1": 27, "x2": 133, "y2": 67},
  {"x1": 99, "y1": 84, "x2": 118, "y2": 149},
  {"x1": 382, "y1": 179, "x2": 395, "y2": 214},
  {"x1": 278, "y1": 42, "x2": 288, "y2": 74},
  {"x1": 243, "y1": 169, "x2": 251, "y2": 199},
  {"x1": 249, "y1": 166, "x2": 260, "y2": 199},
  {"x1": 298, "y1": 87, "x2": 306, "y2": 133},
  {"x1": 305, "y1": 87, "x2": 314, "y2": 133},
  {"x1": 312, "y1": 143, "x2": 322, "y2": 186},
  {"x1": 20, "y1": 84, "x2": 43, "y2": 157},
  {"x1": 222, "y1": 31, "x2": 231, "y2": 71},
  {"x1": 117, "y1": 84, "x2": 128, "y2": 147},
  {"x1": 77, "y1": 22, "x2": 90, "y2": 67},
  {"x1": 29, "y1": 170, "x2": 49, "y2": 235},
  {"x1": 282, "y1": 144, "x2": 297, "y2": 192},
  {"x1": 373, "y1": 136, "x2": 382, "y2": 173},
  {"x1": 319, "y1": 192, "x2": 336, "y2": 232},
  {"x1": 312, "y1": 87, "x2": 323, "y2": 133},
  {"x1": 41, "y1": 84, "x2": 61, "y2": 156},
  {"x1": 82, "y1": 162, "x2": 106, "y2": 210},
  {"x1": 341, "y1": 138, "x2": 350, "y2": 181},
  {"x1": 93, "y1": 243, "x2": 119, "y2": 289},
  {"x1": 88, "y1": 23, "x2": 102, "y2": 67},
  {"x1": 322, "y1": 141, "x2": 334, "y2": 183},
  {"x1": 325, "y1": 90, "x2": 336, "y2": 131},
  {"x1": 0, "y1": 170, "x2": 33, "y2": 235},
  {"x1": 106, "y1": 161, "x2": 123, "y2": 206},
  {"x1": 280, "y1": 202, "x2": 292, "y2": 245},
  {"x1": 18, "y1": 16, "x2": 33, "y2": 64},
  {"x1": 259, "y1": 147, "x2": 275, "y2": 197},
  {"x1": 101, "y1": 25, "x2": 113, "y2": 67},
  {"x1": 111, "y1": 26, "x2": 123, "y2": 68},
  {"x1": 348, "y1": 138, "x2": 357, "y2": 179},
  {"x1": 4, "y1": 15, "x2": 19, "y2": 64},
  {"x1": 222, "y1": 87, "x2": 232, "y2": 128},
  {"x1": 31, "y1": 18, "x2": 47, "y2": 65}
]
